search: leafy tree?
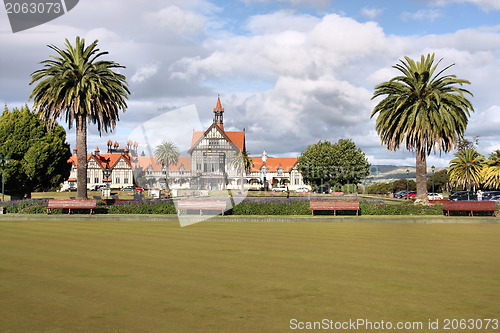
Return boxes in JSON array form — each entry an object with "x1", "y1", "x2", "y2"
[
  {"x1": 154, "y1": 141, "x2": 179, "y2": 193},
  {"x1": 427, "y1": 169, "x2": 450, "y2": 193},
  {"x1": 0, "y1": 105, "x2": 71, "y2": 198},
  {"x1": 30, "y1": 37, "x2": 129, "y2": 199},
  {"x1": 297, "y1": 139, "x2": 370, "y2": 189},
  {"x1": 483, "y1": 150, "x2": 500, "y2": 189},
  {"x1": 448, "y1": 149, "x2": 485, "y2": 191},
  {"x1": 371, "y1": 54, "x2": 474, "y2": 202}
]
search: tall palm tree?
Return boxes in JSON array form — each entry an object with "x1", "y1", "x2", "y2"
[
  {"x1": 231, "y1": 150, "x2": 254, "y2": 191},
  {"x1": 448, "y1": 149, "x2": 485, "y2": 191},
  {"x1": 154, "y1": 141, "x2": 179, "y2": 194},
  {"x1": 30, "y1": 37, "x2": 129, "y2": 199},
  {"x1": 371, "y1": 54, "x2": 474, "y2": 202},
  {"x1": 483, "y1": 150, "x2": 500, "y2": 189}
]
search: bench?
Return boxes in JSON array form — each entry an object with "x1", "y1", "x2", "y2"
[
  {"x1": 176, "y1": 200, "x2": 227, "y2": 216},
  {"x1": 47, "y1": 199, "x2": 97, "y2": 215},
  {"x1": 310, "y1": 200, "x2": 360, "y2": 216},
  {"x1": 442, "y1": 200, "x2": 497, "y2": 217}
]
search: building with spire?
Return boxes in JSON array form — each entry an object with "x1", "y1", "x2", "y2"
[
  {"x1": 60, "y1": 97, "x2": 309, "y2": 193},
  {"x1": 188, "y1": 96, "x2": 245, "y2": 190}
]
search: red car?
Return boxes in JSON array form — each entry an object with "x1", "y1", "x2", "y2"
[{"x1": 407, "y1": 191, "x2": 416, "y2": 198}]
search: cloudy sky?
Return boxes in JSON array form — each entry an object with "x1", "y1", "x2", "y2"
[{"x1": 1, "y1": 0, "x2": 500, "y2": 167}]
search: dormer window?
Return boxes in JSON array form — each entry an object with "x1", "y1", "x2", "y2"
[{"x1": 277, "y1": 166, "x2": 284, "y2": 176}]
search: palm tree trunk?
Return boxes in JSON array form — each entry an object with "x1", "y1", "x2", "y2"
[
  {"x1": 76, "y1": 114, "x2": 88, "y2": 200},
  {"x1": 415, "y1": 149, "x2": 428, "y2": 203}
]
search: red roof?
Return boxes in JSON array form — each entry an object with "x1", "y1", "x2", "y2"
[
  {"x1": 250, "y1": 157, "x2": 297, "y2": 173},
  {"x1": 131, "y1": 156, "x2": 191, "y2": 172},
  {"x1": 190, "y1": 128, "x2": 245, "y2": 152},
  {"x1": 68, "y1": 152, "x2": 132, "y2": 169}
]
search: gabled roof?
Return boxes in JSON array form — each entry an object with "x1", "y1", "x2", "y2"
[
  {"x1": 131, "y1": 156, "x2": 191, "y2": 172},
  {"x1": 189, "y1": 122, "x2": 245, "y2": 153},
  {"x1": 250, "y1": 157, "x2": 298, "y2": 173},
  {"x1": 69, "y1": 152, "x2": 132, "y2": 169}
]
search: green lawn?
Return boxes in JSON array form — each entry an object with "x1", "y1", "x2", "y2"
[{"x1": 0, "y1": 220, "x2": 499, "y2": 332}]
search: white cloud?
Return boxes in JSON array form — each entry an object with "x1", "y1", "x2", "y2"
[
  {"x1": 360, "y1": 7, "x2": 384, "y2": 19},
  {"x1": 426, "y1": 0, "x2": 500, "y2": 11},
  {"x1": 143, "y1": 5, "x2": 206, "y2": 34},
  {"x1": 131, "y1": 63, "x2": 160, "y2": 84},
  {"x1": 401, "y1": 9, "x2": 442, "y2": 22}
]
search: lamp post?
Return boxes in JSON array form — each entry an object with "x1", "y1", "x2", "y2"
[
  {"x1": 103, "y1": 166, "x2": 111, "y2": 198},
  {"x1": 466, "y1": 160, "x2": 471, "y2": 201},
  {"x1": 431, "y1": 165, "x2": 435, "y2": 194},
  {"x1": 406, "y1": 169, "x2": 409, "y2": 200},
  {"x1": 0, "y1": 155, "x2": 10, "y2": 201}
]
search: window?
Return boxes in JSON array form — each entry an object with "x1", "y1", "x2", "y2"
[
  {"x1": 87, "y1": 177, "x2": 90, "y2": 184},
  {"x1": 115, "y1": 177, "x2": 120, "y2": 184},
  {"x1": 94, "y1": 177, "x2": 99, "y2": 183},
  {"x1": 209, "y1": 139, "x2": 219, "y2": 146},
  {"x1": 277, "y1": 167, "x2": 284, "y2": 176},
  {"x1": 124, "y1": 177, "x2": 129, "y2": 184}
]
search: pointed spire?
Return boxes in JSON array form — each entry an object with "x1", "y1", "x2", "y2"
[{"x1": 213, "y1": 95, "x2": 224, "y2": 131}]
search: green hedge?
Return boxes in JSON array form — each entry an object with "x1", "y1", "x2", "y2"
[
  {"x1": 231, "y1": 198, "x2": 310, "y2": 215},
  {"x1": 106, "y1": 200, "x2": 176, "y2": 214},
  {"x1": 1, "y1": 198, "x2": 498, "y2": 216},
  {"x1": 359, "y1": 202, "x2": 443, "y2": 215}
]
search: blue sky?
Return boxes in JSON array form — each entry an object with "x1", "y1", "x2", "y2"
[{"x1": 1, "y1": 0, "x2": 500, "y2": 167}]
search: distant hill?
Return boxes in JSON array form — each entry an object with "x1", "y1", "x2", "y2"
[{"x1": 365, "y1": 165, "x2": 445, "y2": 184}]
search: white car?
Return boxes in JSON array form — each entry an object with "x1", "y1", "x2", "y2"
[
  {"x1": 427, "y1": 193, "x2": 443, "y2": 200},
  {"x1": 293, "y1": 187, "x2": 310, "y2": 193},
  {"x1": 272, "y1": 186, "x2": 288, "y2": 192}
]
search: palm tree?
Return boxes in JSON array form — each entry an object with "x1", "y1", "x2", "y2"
[
  {"x1": 231, "y1": 150, "x2": 254, "y2": 191},
  {"x1": 30, "y1": 37, "x2": 129, "y2": 199},
  {"x1": 371, "y1": 54, "x2": 474, "y2": 202},
  {"x1": 483, "y1": 150, "x2": 500, "y2": 189},
  {"x1": 448, "y1": 149, "x2": 485, "y2": 191},
  {"x1": 154, "y1": 141, "x2": 179, "y2": 195}
]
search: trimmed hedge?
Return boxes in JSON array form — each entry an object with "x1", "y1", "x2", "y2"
[
  {"x1": 106, "y1": 199, "x2": 176, "y2": 215},
  {"x1": 231, "y1": 198, "x2": 310, "y2": 215},
  {"x1": 1, "y1": 197, "x2": 497, "y2": 216}
]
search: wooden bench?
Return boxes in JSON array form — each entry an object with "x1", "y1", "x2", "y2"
[
  {"x1": 176, "y1": 200, "x2": 227, "y2": 216},
  {"x1": 442, "y1": 200, "x2": 497, "y2": 217},
  {"x1": 310, "y1": 200, "x2": 360, "y2": 216},
  {"x1": 47, "y1": 199, "x2": 97, "y2": 215}
]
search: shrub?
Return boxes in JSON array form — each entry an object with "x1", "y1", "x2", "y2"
[
  {"x1": 231, "y1": 198, "x2": 310, "y2": 215},
  {"x1": 360, "y1": 202, "x2": 443, "y2": 215},
  {"x1": 106, "y1": 199, "x2": 176, "y2": 214},
  {"x1": 3, "y1": 199, "x2": 50, "y2": 214}
]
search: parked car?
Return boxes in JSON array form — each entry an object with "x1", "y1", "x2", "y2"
[
  {"x1": 272, "y1": 186, "x2": 288, "y2": 192},
  {"x1": 449, "y1": 191, "x2": 477, "y2": 201},
  {"x1": 90, "y1": 183, "x2": 107, "y2": 191},
  {"x1": 427, "y1": 193, "x2": 443, "y2": 200},
  {"x1": 121, "y1": 186, "x2": 134, "y2": 191},
  {"x1": 313, "y1": 186, "x2": 330, "y2": 194},
  {"x1": 293, "y1": 187, "x2": 310, "y2": 193},
  {"x1": 406, "y1": 191, "x2": 416, "y2": 198},
  {"x1": 393, "y1": 190, "x2": 407, "y2": 198},
  {"x1": 488, "y1": 194, "x2": 500, "y2": 202},
  {"x1": 134, "y1": 187, "x2": 144, "y2": 192},
  {"x1": 482, "y1": 191, "x2": 500, "y2": 201}
]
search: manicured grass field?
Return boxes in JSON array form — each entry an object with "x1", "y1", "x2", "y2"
[{"x1": 0, "y1": 219, "x2": 499, "y2": 332}]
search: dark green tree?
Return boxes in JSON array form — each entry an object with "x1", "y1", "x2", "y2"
[
  {"x1": 0, "y1": 105, "x2": 71, "y2": 199},
  {"x1": 297, "y1": 139, "x2": 370, "y2": 189}
]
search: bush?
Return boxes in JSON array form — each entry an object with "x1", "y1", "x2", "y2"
[
  {"x1": 107, "y1": 199, "x2": 176, "y2": 214},
  {"x1": 231, "y1": 198, "x2": 310, "y2": 215},
  {"x1": 3, "y1": 199, "x2": 51, "y2": 214},
  {"x1": 360, "y1": 202, "x2": 443, "y2": 215}
]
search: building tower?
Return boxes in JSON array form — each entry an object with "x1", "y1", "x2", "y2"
[{"x1": 213, "y1": 95, "x2": 224, "y2": 130}]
